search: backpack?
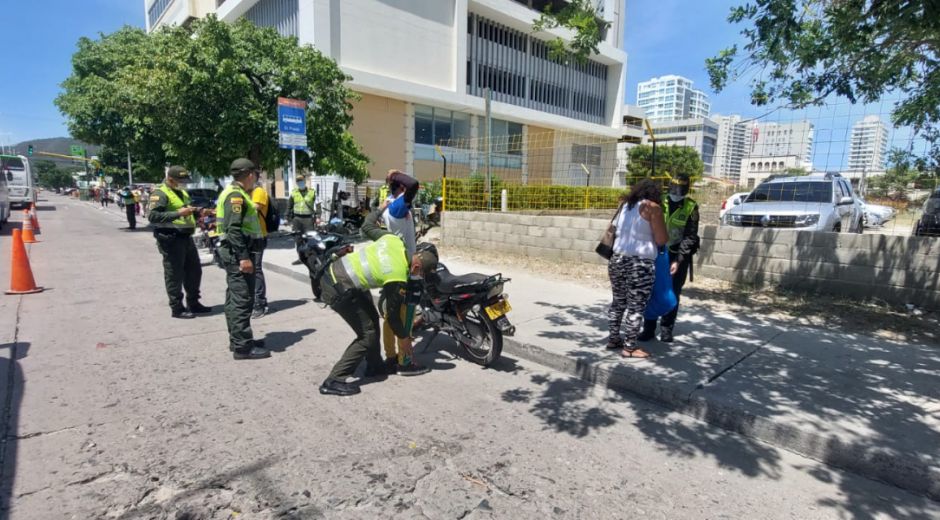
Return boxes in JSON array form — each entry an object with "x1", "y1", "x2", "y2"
[{"x1": 263, "y1": 192, "x2": 281, "y2": 232}]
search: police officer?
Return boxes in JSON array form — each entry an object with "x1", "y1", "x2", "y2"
[
  {"x1": 317, "y1": 206, "x2": 438, "y2": 396},
  {"x1": 217, "y1": 159, "x2": 270, "y2": 360},
  {"x1": 640, "y1": 173, "x2": 700, "y2": 343},
  {"x1": 120, "y1": 185, "x2": 137, "y2": 229},
  {"x1": 149, "y1": 166, "x2": 212, "y2": 319},
  {"x1": 288, "y1": 174, "x2": 317, "y2": 264}
]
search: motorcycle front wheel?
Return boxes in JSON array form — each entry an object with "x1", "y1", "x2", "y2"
[{"x1": 459, "y1": 309, "x2": 503, "y2": 367}]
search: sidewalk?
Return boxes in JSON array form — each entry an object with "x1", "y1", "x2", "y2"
[{"x1": 259, "y1": 232, "x2": 940, "y2": 501}]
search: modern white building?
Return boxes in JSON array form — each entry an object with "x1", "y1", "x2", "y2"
[
  {"x1": 615, "y1": 104, "x2": 646, "y2": 184},
  {"x1": 711, "y1": 114, "x2": 750, "y2": 183},
  {"x1": 847, "y1": 115, "x2": 889, "y2": 173},
  {"x1": 145, "y1": 0, "x2": 628, "y2": 186},
  {"x1": 640, "y1": 117, "x2": 719, "y2": 174},
  {"x1": 734, "y1": 120, "x2": 814, "y2": 187},
  {"x1": 636, "y1": 75, "x2": 710, "y2": 123}
]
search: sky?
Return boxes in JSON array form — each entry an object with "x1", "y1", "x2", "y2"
[{"x1": 0, "y1": 0, "x2": 925, "y2": 170}]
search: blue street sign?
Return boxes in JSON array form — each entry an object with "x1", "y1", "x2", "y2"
[{"x1": 278, "y1": 97, "x2": 308, "y2": 150}]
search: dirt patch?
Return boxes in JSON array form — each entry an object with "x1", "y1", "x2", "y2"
[{"x1": 438, "y1": 244, "x2": 939, "y2": 346}]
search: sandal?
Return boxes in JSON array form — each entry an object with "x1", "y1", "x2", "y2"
[{"x1": 621, "y1": 347, "x2": 651, "y2": 359}]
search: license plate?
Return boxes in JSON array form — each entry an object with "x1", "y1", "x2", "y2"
[{"x1": 485, "y1": 299, "x2": 512, "y2": 320}]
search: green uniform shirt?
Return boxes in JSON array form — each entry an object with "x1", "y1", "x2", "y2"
[
  {"x1": 216, "y1": 182, "x2": 263, "y2": 261},
  {"x1": 148, "y1": 184, "x2": 196, "y2": 234}
]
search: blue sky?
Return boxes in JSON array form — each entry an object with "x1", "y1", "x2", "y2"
[{"x1": 0, "y1": 0, "x2": 923, "y2": 169}]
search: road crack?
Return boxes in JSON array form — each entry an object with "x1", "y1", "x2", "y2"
[{"x1": 14, "y1": 425, "x2": 80, "y2": 439}]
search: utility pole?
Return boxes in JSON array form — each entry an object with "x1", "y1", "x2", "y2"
[
  {"x1": 484, "y1": 88, "x2": 492, "y2": 211},
  {"x1": 126, "y1": 149, "x2": 134, "y2": 186},
  {"x1": 644, "y1": 119, "x2": 657, "y2": 181}
]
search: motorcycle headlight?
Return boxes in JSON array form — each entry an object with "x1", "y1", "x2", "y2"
[{"x1": 793, "y1": 214, "x2": 819, "y2": 227}]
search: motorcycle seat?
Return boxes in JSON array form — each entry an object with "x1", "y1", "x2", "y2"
[{"x1": 432, "y1": 269, "x2": 492, "y2": 294}]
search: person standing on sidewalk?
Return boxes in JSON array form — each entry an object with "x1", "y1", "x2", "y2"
[
  {"x1": 288, "y1": 174, "x2": 316, "y2": 265},
  {"x1": 316, "y1": 207, "x2": 438, "y2": 396},
  {"x1": 216, "y1": 159, "x2": 270, "y2": 360},
  {"x1": 149, "y1": 166, "x2": 213, "y2": 319},
  {"x1": 250, "y1": 178, "x2": 271, "y2": 318},
  {"x1": 120, "y1": 186, "x2": 137, "y2": 229},
  {"x1": 100, "y1": 187, "x2": 110, "y2": 207},
  {"x1": 607, "y1": 180, "x2": 668, "y2": 358},
  {"x1": 639, "y1": 173, "x2": 700, "y2": 343}
]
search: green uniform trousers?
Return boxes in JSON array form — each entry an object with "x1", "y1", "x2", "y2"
[
  {"x1": 321, "y1": 281, "x2": 383, "y2": 381},
  {"x1": 155, "y1": 233, "x2": 202, "y2": 312},
  {"x1": 292, "y1": 215, "x2": 315, "y2": 234},
  {"x1": 219, "y1": 247, "x2": 256, "y2": 351}
]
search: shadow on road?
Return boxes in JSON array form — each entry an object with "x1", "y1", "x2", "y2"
[
  {"x1": 266, "y1": 299, "x2": 308, "y2": 314},
  {"x1": 502, "y1": 297, "x2": 940, "y2": 518},
  {"x1": 0, "y1": 341, "x2": 28, "y2": 515},
  {"x1": 260, "y1": 328, "x2": 316, "y2": 353}
]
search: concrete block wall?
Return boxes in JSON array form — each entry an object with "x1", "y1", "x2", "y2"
[
  {"x1": 696, "y1": 226, "x2": 940, "y2": 308},
  {"x1": 441, "y1": 212, "x2": 940, "y2": 309}
]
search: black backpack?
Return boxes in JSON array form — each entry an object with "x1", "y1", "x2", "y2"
[{"x1": 263, "y1": 192, "x2": 280, "y2": 232}]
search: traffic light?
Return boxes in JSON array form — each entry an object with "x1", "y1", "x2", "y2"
[{"x1": 27, "y1": 145, "x2": 33, "y2": 156}]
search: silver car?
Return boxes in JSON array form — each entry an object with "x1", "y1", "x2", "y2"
[{"x1": 722, "y1": 173, "x2": 864, "y2": 233}]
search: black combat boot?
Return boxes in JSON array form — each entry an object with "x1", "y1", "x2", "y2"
[{"x1": 659, "y1": 326, "x2": 674, "y2": 343}]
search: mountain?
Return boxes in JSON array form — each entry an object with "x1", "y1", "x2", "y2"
[{"x1": 8, "y1": 138, "x2": 100, "y2": 163}]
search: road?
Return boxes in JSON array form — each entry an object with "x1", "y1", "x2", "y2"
[{"x1": 0, "y1": 196, "x2": 937, "y2": 519}]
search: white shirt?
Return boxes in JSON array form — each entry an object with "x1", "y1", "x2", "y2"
[
  {"x1": 613, "y1": 201, "x2": 657, "y2": 260},
  {"x1": 383, "y1": 193, "x2": 416, "y2": 258}
]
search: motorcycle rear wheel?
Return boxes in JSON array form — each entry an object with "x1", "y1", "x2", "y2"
[{"x1": 459, "y1": 310, "x2": 503, "y2": 367}]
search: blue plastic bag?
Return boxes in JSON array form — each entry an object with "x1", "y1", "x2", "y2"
[{"x1": 644, "y1": 248, "x2": 677, "y2": 319}]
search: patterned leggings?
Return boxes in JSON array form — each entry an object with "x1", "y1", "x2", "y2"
[{"x1": 608, "y1": 254, "x2": 655, "y2": 348}]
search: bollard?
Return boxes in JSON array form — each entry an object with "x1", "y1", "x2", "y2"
[{"x1": 500, "y1": 189, "x2": 508, "y2": 212}]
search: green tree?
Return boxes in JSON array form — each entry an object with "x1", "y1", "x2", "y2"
[
  {"x1": 869, "y1": 148, "x2": 920, "y2": 200},
  {"x1": 625, "y1": 145, "x2": 705, "y2": 185},
  {"x1": 706, "y1": 1, "x2": 939, "y2": 143},
  {"x1": 56, "y1": 17, "x2": 369, "y2": 181},
  {"x1": 34, "y1": 161, "x2": 75, "y2": 189},
  {"x1": 532, "y1": 0, "x2": 611, "y2": 63},
  {"x1": 783, "y1": 167, "x2": 809, "y2": 176}
]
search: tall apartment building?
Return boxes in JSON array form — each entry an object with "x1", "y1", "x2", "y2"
[
  {"x1": 847, "y1": 115, "x2": 889, "y2": 174},
  {"x1": 145, "y1": 0, "x2": 628, "y2": 186},
  {"x1": 711, "y1": 114, "x2": 750, "y2": 183},
  {"x1": 636, "y1": 75, "x2": 710, "y2": 123}
]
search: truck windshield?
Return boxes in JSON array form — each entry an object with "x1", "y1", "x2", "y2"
[{"x1": 746, "y1": 182, "x2": 832, "y2": 203}]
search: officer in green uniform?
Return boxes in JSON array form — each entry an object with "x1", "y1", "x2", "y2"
[
  {"x1": 217, "y1": 159, "x2": 271, "y2": 360},
  {"x1": 148, "y1": 166, "x2": 213, "y2": 319},
  {"x1": 288, "y1": 175, "x2": 317, "y2": 264},
  {"x1": 316, "y1": 207, "x2": 438, "y2": 396},
  {"x1": 120, "y1": 186, "x2": 137, "y2": 229},
  {"x1": 640, "y1": 173, "x2": 700, "y2": 343}
]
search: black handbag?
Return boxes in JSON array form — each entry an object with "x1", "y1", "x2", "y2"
[{"x1": 595, "y1": 202, "x2": 625, "y2": 260}]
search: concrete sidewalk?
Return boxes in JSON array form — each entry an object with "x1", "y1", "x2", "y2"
[{"x1": 259, "y1": 232, "x2": 940, "y2": 501}]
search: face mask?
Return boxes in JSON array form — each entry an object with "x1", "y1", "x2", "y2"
[
  {"x1": 297, "y1": 181, "x2": 306, "y2": 189},
  {"x1": 669, "y1": 193, "x2": 686, "y2": 202}
]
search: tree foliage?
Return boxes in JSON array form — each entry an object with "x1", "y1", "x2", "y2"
[
  {"x1": 56, "y1": 17, "x2": 369, "y2": 181},
  {"x1": 706, "y1": 1, "x2": 940, "y2": 142},
  {"x1": 868, "y1": 148, "x2": 923, "y2": 200},
  {"x1": 532, "y1": 0, "x2": 611, "y2": 63},
  {"x1": 625, "y1": 145, "x2": 705, "y2": 184},
  {"x1": 34, "y1": 160, "x2": 75, "y2": 189}
]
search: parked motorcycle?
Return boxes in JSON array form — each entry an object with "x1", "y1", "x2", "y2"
[
  {"x1": 294, "y1": 229, "x2": 356, "y2": 299},
  {"x1": 195, "y1": 213, "x2": 221, "y2": 267},
  {"x1": 417, "y1": 246, "x2": 515, "y2": 367}
]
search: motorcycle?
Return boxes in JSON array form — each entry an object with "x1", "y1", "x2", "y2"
[
  {"x1": 294, "y1": 229, "x2": 356, "y2": 299},
  {"x1": 417, "y1": 252, "x2": 515, "y2": 367},
  {"x1": 195, "y1": 212, "x2": 221, "y2": 267}
]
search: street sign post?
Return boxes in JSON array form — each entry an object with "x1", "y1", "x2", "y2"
[
  {"x1": 69, "y1": 145, "x2": 85, "y2": 158},
  {"x1": 278, "y1": 97, "x2": 308, "y2": 195}
]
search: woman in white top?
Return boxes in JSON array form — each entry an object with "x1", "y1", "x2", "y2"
[{"x1": 607, "y1": 179, "x2": 668, "y2": 358}]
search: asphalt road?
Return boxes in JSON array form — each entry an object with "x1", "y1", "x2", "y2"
[{"x1": 0, "y1": 196, "x2": 937, "y2": 519}]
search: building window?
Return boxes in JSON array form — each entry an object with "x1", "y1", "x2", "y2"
[
  {"x1": 414, "y1": 104, "x2": 471, "y2": 146},
  {"x1": 572, "y1": 144, "x2": 602, "y2": 166},
  {"x1": 148, "y1": 0, "x2": 172, "y2": 27}
]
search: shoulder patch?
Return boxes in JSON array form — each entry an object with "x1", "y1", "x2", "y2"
[
  {"x1": 230, "y1": 197, "x2": 244, "y2": 204},
  {"x1": 149, "y1": 195, "x2": 161, "y2": 202},
  {"x1": 232, "y1": 204, "x2": 242, "y2": 214}
]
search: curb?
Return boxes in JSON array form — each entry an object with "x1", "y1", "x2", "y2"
[
  {"x1": 263, "y1": 261, "x2": 939, "y2": 502},
  {"x1": 501, "y1": 336, "x2": 940, "y2": 502}
]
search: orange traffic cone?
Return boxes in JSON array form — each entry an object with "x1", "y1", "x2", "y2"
[
  {"x1": 6, "y1": 229, "x2": 43, "y2": 295},
  {"x1": 21, "y1": 210, "x2": 39, "y2": 244},
  {"x1": 29, "y1": 203, "x2": 40, "y2": 232}
]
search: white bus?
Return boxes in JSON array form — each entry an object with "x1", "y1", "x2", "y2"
[
  {"x1": 0, "y1": 162, "x2": 9, "y2": 229},
  {"x1": 1, "y1": 154, "x2": 38, "y2": 209}
]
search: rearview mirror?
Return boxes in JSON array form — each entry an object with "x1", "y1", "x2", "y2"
[{"x1": 839, "y1": 196, "x2": 854, "y2": 205}]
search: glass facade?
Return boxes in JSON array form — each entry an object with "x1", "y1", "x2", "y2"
[{"x1": 147, "y1": 0, "x2": 173, "y2": 27}]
